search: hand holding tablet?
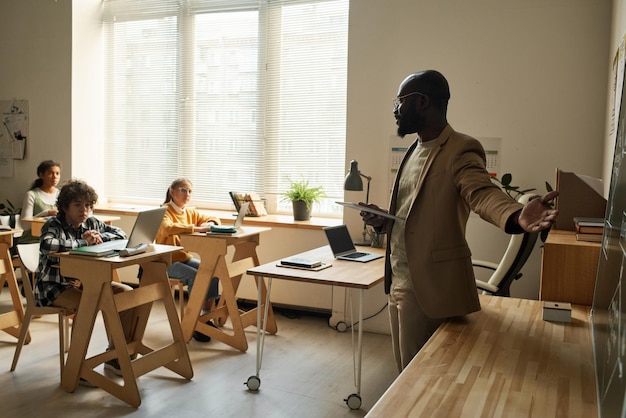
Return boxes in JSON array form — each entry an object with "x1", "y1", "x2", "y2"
[{"x1": 335, "y1": 201, "x2": 404, "y2": 221}]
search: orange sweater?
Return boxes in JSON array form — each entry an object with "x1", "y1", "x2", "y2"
[{"x1": 154, "y1": 203, "x2": 221, "y2": 263}]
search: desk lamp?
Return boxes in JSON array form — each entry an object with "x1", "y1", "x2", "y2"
[{"x1": 344, "y1": 160, "x2": 372, "y2": 246}]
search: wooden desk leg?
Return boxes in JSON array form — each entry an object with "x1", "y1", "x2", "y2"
[
  {"x1": 139, "y1": 261, "x2": 193, "y2": 379},
  {"x1": 231, "y1": 241, "x2": 277, "y2": 335},
  {"x1": 182, "y1": 253, "x2": 252, "y2": 352},
  {"x1": 96, "y1": 284, "x2": 142, "y2": 408},
  {"x1": 197, "y1": 244, "x2": 277, "y2": 350},
  {"x1": 61, "y1": 280, "x2": 106, "y2": 392},
  {"x1": 179, "y1": 234, "x2": 276, "y2": 351},
  {"x1": 180, "y1": 253, "x2": 220, "y2": 342},
  {"x1": 0, "y1": 242, "x2": 28, "y2": 342}
]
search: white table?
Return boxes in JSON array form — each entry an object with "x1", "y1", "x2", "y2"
[{"x1": 246, "y1": 245, "x2": 385, "y2": 409}]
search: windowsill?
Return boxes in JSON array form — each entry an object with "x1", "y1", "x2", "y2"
[{"x1": 94, "y1": 205, "x2": 343, "y2": 231}]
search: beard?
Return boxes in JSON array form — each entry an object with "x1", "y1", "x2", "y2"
[{"x1": 396, "y1": 113, "x2": 423, "y2": 138}]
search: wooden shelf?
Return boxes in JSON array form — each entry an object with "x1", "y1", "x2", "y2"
[{"x1": 540, "y1": 229, "x2": 601, "y2": 306}]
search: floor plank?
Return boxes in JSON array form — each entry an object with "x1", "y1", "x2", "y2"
[{"x1": 0, "y1": 287, "x2": 397, "y2": 417}]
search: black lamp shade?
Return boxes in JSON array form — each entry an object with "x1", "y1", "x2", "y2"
[{"x1": 344, "y1": 160, "x2": 363, "y2": 191}]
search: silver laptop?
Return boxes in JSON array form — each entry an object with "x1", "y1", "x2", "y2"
[
  {"x1": 323, "y1": 225, "x2": 384, "y2": 262},
  {"x1": 206, "y1": 202, "x2": 249, "y2": 235},
  {"x1": 76, "y1": 206, "x2": 167, "y2": 253}
]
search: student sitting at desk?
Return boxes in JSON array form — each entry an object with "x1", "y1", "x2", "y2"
[
  {"x1": 155, "y1": 178, "x2": 221, "y2": 341},
  {"x1": 35, "y1": 179, "x2": 135, "y2": 379},
  {"x1": 19, "y1": 160, "x2": 62, "y2": 244}
]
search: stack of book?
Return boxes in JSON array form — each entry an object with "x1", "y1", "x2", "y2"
[{"x1": 573, "y1": 217, "x2": 604, "y2": 242}]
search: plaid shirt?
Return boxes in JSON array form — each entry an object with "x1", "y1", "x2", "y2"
[{"x1": 34, "y1": 216, "x2": 126, "y2": 307}]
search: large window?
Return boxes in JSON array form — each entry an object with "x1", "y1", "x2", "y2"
[{"x1": 102, "y1": 0, "x2": 349, "y2": 215}]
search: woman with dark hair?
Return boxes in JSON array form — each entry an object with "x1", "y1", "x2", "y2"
[
  {"x1": 35, "y1": 179, "x2": 133, "y2": 379},
  {"x1": 19, "y1": 160, "x2": 62, "y2": 244},
  {"x1": 154, "y1": 178, "x2": 221, "y2": 341}
]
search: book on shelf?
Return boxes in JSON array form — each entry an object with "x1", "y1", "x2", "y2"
[
  {"x1": 229, "y1": 191, "x2": 266, "y2": 217},
  {"x1": 573, "y1": 216, "x2": 604, "y2": 227},
  {"x1": 245, "y1": 192, "x2": 267, "y2": 216},
  {"x1": 575, "y1": 224, "x2": 604, "y2": 235},
  {"x1": 576, "y1": 233, "x2": 603, "y2": 242}
]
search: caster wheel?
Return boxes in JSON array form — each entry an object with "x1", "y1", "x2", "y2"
[
  {"x1": 246, "y1": 375, "x2": 261, "y2": 391},
  {"x1": 336, "y1": 321, "x2": 348, "y2": 333},
  {"x1": 344, "y1": 393, "x2": 361, "y2": 410}
]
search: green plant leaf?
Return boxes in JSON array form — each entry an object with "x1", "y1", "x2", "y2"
[{"x1": 281, "y1": 178, "x2": 327, "y2": 209}]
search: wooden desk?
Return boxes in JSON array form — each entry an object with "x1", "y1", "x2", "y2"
[
  {"x1": 366, "y1": 295, "x2": 596, "y2": 417},
  {"x1": 0, "y1": 230, "x2": 28, "y2": 344},
  {"x1": 179, "y1": 226, "x2": 276, "y2": 352},
  {"x1": 22, "y1": 214, "x2": 121, "y2": 237},
  {"x1": 246, "y1": 245, "x2": 386, "y2": 410},
  {"x1": 58, "y1": 244, "x2": 193, "y2": 407},
  {"x1": 540, "y1": 229, "x2": 601, "y2": 305}
]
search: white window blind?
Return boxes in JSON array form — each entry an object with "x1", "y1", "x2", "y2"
[{"x1": 102, "y1": 0, "x2": 348, "y2": 215}]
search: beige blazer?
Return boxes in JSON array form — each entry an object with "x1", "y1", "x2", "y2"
[{"x1": 383, "y1": 125, "x2": 523, "y2": 318}]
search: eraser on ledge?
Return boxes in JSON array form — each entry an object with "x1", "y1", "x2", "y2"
[{"x1": 542, "y1": 301, "x2": 572, "y2": 323}]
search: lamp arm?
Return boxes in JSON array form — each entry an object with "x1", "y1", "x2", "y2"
[{"x1": 359, "y1": 173, "x2": 372, "y2": 204}]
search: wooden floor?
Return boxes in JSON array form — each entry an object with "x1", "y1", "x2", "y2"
[{"x1": 0, "y1": 286, "x2": 397, "y2": 417}]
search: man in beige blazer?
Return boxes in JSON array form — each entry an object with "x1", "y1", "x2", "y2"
[{"x1": 361, "y1": 70, "x2": 559, "y2": 371}]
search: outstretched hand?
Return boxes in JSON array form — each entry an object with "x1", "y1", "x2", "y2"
[{"x1": 517, "y1": 191, "x2": 560, "y2": 233}]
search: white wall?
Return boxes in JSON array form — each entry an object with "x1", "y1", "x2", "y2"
[
  {"x1": 0, "y1": 0, "x2": 616, "y2": 333},
  {"x1": 0, "y1": 0, "x2": 72, "y2": 201}
]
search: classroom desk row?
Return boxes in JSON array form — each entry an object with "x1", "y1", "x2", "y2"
[
  {"x1": 1, "y1": 226, "x2": 274, "y2": 407},
  {"x1": 3, "y1": 222, "x2": 388, "y2": 410}
]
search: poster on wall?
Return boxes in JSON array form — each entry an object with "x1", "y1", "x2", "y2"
[{"x1": 0, "y1": 99, "x2": 28, "y2": 177}]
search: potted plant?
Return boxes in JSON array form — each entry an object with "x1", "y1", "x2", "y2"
[
  {"x1": 0, "y1": 199, "x2": 22, "y2": 228},
  {"x1": 281, "y1": 179, "x2": 327, "y2": 221}
]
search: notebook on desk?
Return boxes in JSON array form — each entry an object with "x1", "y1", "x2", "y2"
[
  {"x1": 323, "y1": 225, "x2": 384, "y2": 263},
  {"x1": 207, "y1": 202, "x2": 249, "y2": 235},
  {"x1": 69, "y1": 206, "x2": 167, "y2": 257}
]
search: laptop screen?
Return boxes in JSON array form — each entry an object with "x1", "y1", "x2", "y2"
[
  {"x1": 126, "y1": 206, "x2": 168, "y2": 247},
  {"x1": 323, "y1": 225, "x2": 357, "y2": 255}
]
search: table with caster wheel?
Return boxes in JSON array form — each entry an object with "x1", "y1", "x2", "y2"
[
  {"x1": 246, "y1": 245, "x2": 385, "y2": 410},
  {"x1": 179, "y1": 226, "x2": 276, "y2": 351}
]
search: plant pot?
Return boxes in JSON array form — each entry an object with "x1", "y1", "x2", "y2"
[{"x1": 292, "y1": 200, "x2": 311, "y2": 221}]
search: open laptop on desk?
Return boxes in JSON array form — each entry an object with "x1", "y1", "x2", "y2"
[
  {"x1": 206, "y1": 202, "x2": 249, "y2": 235},
  {"x1": 323, "y1": 225, "x2": 384, "y2": 262},
  {"x1": 69, "y1": 206, "x2": 167, "y2": 257}
]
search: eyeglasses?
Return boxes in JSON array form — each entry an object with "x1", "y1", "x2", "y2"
[
  {"x1": 393, "y1": 92, "x2": 425, "y2": 109},
  {"x1": 177, "y1": 187, "x2": 192, "y2": 195}
]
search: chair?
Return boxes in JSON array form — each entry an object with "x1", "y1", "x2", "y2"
[
  {"x1": 11, "y1": 243, "x2": 70, "y2": 375},
  {"x1": 474, "y1": 194, "x2": 540, "y2": 297},
  {"x1": 169, "y1": 278, "x2": 187, "y2": 319}
]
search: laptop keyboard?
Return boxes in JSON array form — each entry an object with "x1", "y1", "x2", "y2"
[{"x1": 343, "y1": 252, "x2": 368, "y2": 259}]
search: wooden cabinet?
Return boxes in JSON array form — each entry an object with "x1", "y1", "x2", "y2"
[{"x1": 540, "y1": 230, "x2": 601, "y2": 306}]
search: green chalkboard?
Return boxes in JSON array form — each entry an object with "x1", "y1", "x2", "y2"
[{"x1": 592, "y1": 65, "x2": 626, "y2": 417}]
